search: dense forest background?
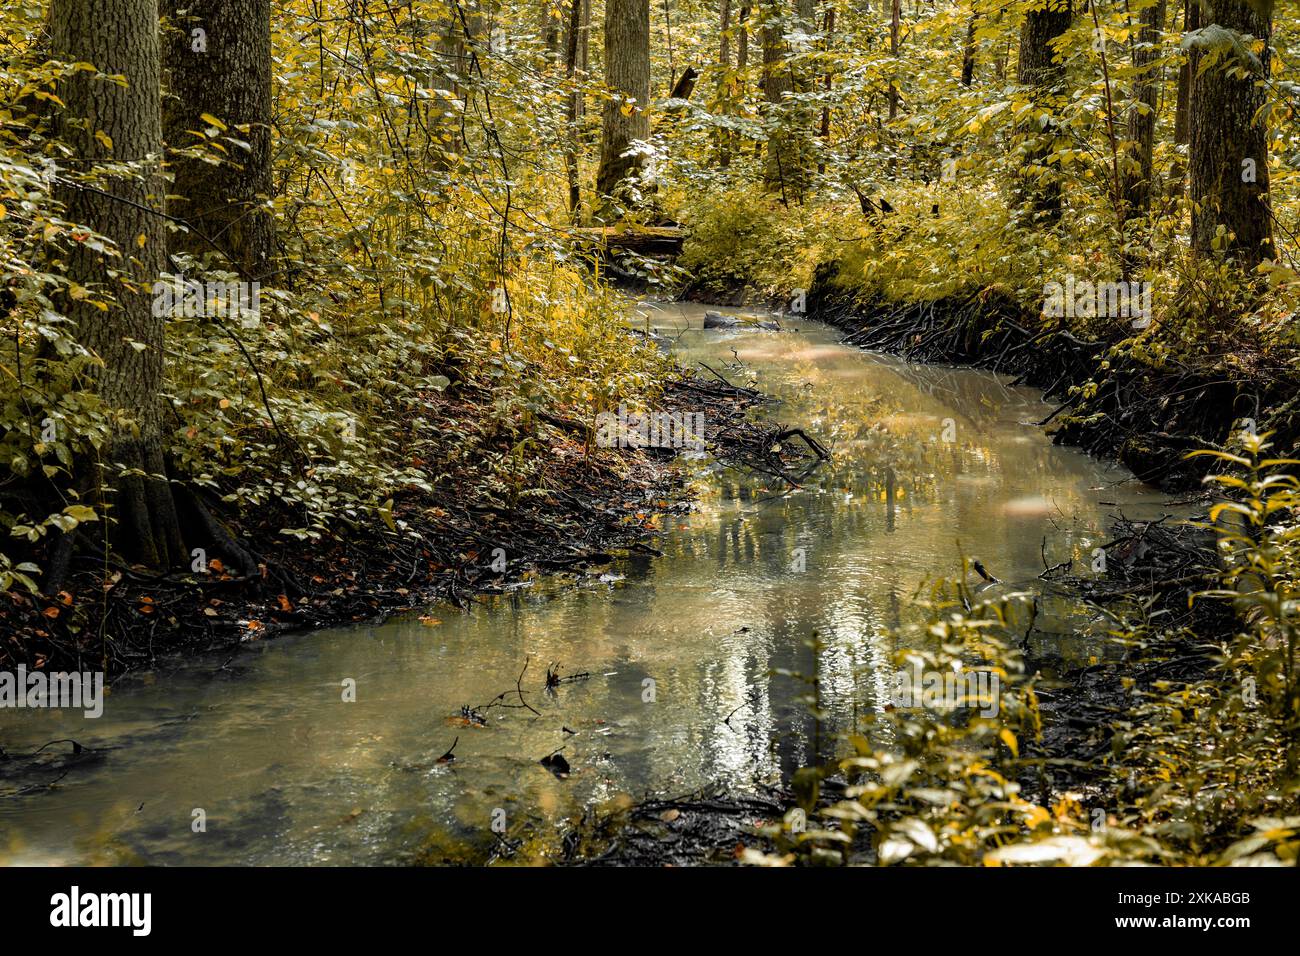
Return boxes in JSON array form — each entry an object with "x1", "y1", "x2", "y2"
[
  {"x1": 2, "y1": 0, "x2": 1296, "y2": 585},
  {"x1": 2, "y1": 1, "x2": 1299, "y2": 865}
]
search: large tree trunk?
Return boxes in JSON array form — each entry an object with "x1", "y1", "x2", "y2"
[
  {"x1": 1189, "y1": 0, "x2": 1274, "y2": 269},
  {"x1": 761, "y1": 0, "x2": 813, "y2": 198},
  {"x1": 596, "y1": 0, "x2": 651, "y2": 214},
  {"x1": 162, "y1": 0, "x2": 275, "y2": 281},
  {"x1": 52, "y1": 0, "x2": 186, "y2": 570},
  {"x1": 1016, "y1": 0, "x2": 1072, "y2": 222}
]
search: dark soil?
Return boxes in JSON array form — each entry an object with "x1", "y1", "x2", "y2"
[
  {"x1": 1022, "y1": 515, "x2": 1229, "y2": 801},
  {"x1": 558, "y1": 785, "x2": 793, "y2": 866},
  {"x1": 1, "y1": 367, "x2": 815, "y2": 679}
]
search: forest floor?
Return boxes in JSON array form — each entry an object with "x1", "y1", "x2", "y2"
[{"x1": 0, "y1": 356, "x2": 818, "y2": 679}]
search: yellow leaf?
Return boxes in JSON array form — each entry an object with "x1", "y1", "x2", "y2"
[
  {"x1": 999, "y1": 728, "x2": 1019, "y2": 758},
  {"x1": 94, "y1": 129, "x2": 113, "y2": 150},
  {"x1": 136, "y1": 233, "x2": 147, "y2": 248},
  {"x1": 199, "y1": 113, "x2": 228, "y2": 131}
]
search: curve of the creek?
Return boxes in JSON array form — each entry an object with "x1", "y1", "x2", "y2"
[{"x1": 0, "y1": 301, "x2": 1181, "y2": 864}]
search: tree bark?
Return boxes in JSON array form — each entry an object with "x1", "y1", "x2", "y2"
[
  {"x1": 1171, "y1": 0, "x2": 1198, "y2": 186},
  {"x1": 719, "y1": 0, "x2": 733, "y2": 167},
  {"x1": 961, "y1": 8, "x2": 979, "y2": 87},
  {"x1": 1189, "y1": 0, "x2": 1273, "y2": 268},
  {"x1": 820, "y1": 3, "x2": 835, "y2": 173},
  {"x1": 1122, "y1": 1, "x2": 1166, "y2": 215},
  {"x1": 761, "y1": 0, "x2": 813, "y2": 197},
  {"x1": 565, "y1": 0, "x2": 583, "y2": 215},
  {"x1": 578, "y1": 0, "x2": 591, "y2": 121},
  {"x1": 1016, "y1": 0, "x2": 1072, "y2": 222},
  {"x1": 888, "y1": 0, "x2": 901, "y2": 117},
  {"x1": 596, "y1": 0, "x2": 652, "y2": 214},
  {"x1": 52, "y1": 0, "x2": 185, "y2": 569},
  {"x1": 162, "y1": 0, "x2": 275, "y2": 281}
]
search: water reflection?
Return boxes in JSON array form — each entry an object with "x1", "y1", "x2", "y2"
[{"x1": 0, "y1": 303, "x2": 1176, "y2": 864}]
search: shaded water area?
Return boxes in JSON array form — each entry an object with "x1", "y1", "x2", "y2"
[{"x1": 0, "y1": 303, "x2": 1180, "y2": 864}]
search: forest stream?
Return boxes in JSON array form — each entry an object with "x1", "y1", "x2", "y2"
[{"x1": 0, "y1": 302, "x2": 1183, "y2": 865}]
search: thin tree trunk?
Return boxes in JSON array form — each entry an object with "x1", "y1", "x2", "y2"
[
  {"x1": 1121, "y1": 1, "x2": 1165, "y2": 231},
  {"x1": 820, "y1": 3, "x2": 835, "y2": 173},
  {"x1": 578, "y1": 0, "x2": 591, "y2": 121},
  {"x1": 961, "y1": 8, "x2": 979, "y2": 87},
  {"x1": 718, "y1": 0, "x2": 733, "y2": 168},
  {"x1": 564, "y1": 0, "x2": 583, "y2": 215},
  {"x1": 888, "y1": 0, "x2": 901, "y2": 117},
  {"x1": 542, "y1": 0, "x2": 562, "y2": 60},
  {"x1": 421, "y1": 12, "x2": 465, "y2": 170},
  {"x1": 1172, "y1": 0, "x2": 1198, "y2": 186},
  {"x1": 1189, "y1": 0, "x2": 1274, "y2": 269},
  {"x1": 52, "y1": 0, "x2": 185, "y2": 569},
  {"x1": 739, "y1": 3, "x2": 749, "y2": 75},
  {"x1": 162, "y1": 0, "x2": 275, "y2": 280}
]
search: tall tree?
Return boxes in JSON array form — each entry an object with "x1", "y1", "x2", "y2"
[
  {"x1": 719, "y1": 0, "x2": 733, "y2": 167},
  {"x1": 1016, "y1": 0, "x2": 1072, "y2": 221},
  {"x1": 1121, "y1": 0, "x2": 1166, "y2": 259},
  {"x1": 888, "y1": 0, "x2": 901, "y2": 117},
  {"x1": 1172, "y1": 0, "x2": 1199, "y2": 185},
  {"x1": 578, "y1": 0, "x2": 592, "y2": 121},
  {"x1": 1188, "y1": 0, "x2": 1274, "y2": 269},
  {"x1": 761, "y1": 0, "x2": 814, "y2": 197},
  {"x1": 565, "y1": 0, "x2": 584, "y2": 214},
  {"x1": 961, "y1": 5, "x2": 979, "y2": 87},
  {"x1": 819, "y1": 2, "x2": 836, "y2": 173},
  {"x1": 596, "y1": 0, "x2": 652, "y2": 212},
  {"x1": 52, "y1": 0, "x2": 185, "y2": 568},
  {"x1": 162, "y1": 0, "x2": 275, "y2": 280}
]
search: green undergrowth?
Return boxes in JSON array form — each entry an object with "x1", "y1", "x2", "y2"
[{"x1": 743, "y1": 439, "x2": 1300, "y2": 866}]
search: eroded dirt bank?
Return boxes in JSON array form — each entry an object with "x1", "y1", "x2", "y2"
[{"x1": 2, "y1": 368, "x2": 814, "y2": 678}]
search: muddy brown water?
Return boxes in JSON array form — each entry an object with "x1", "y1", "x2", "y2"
[{"x1": 0, "y1": 302, "x2": 1179, "y2": 864}]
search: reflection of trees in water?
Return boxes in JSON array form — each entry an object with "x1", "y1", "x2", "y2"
[{"x1": 605, "y1": 334, "x2": 1127, "y2": 790}]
